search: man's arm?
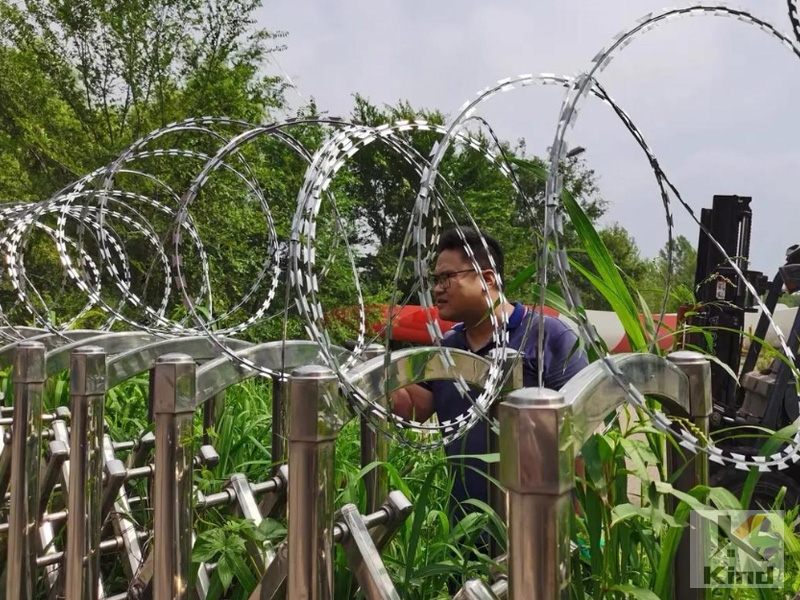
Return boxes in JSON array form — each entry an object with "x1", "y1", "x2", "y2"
[{"x1": 391, "y1": 384, "x2": 435, "y2": 423}]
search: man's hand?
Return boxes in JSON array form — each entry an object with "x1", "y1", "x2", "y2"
[{"x1": 391, "y1": 384, "x2": 435, "y2": 423}]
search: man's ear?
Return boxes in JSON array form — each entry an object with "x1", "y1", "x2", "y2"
[{"x1": 483, "y1": 269, "x2": 498, "y2": 290}]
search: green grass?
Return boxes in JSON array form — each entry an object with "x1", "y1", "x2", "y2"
[
  {"x1": 148, "y1": 377, "x2": 800, "y2": 599},
  {"x1": 5, "y1": 340, "x2": 800, "y2": 598},
  {"x1": 157, "y1": 378, "x2": 800, "y2": 598}
]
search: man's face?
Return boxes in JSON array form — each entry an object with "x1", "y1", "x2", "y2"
[{"x1": 431, "y1": 249, "x2": 494, "y2": 323}]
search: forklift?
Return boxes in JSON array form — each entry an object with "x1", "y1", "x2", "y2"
[{"x1": 683, "y1": 194, "x2": 800, "y2": 508}]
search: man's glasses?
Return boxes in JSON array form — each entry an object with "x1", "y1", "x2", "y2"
[{"x1": 427, "y1": 269, "x2": 475, "y2": 290}]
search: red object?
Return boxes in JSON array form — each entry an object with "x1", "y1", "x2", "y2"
[
  {"x1": 384, "y1": 304, "x2": 457, "y2": 344},
  {"x1": 327, "y1": 303, "x2": 682, "y2": 353},
  {"x1": 327, "y1": 303, "x2": 561, "y2": 344},
  {"x1": 607, "y1": 313, "x2": 679, "y2": 353}
]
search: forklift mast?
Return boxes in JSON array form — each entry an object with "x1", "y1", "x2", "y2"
[
  {"x1": 687, "y1": 195, "x2": 768, "y2": 421},
  {"x1": 688, "y1": 196, "x2": 800, "y2": 508}
]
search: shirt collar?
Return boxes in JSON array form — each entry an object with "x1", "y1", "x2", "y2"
[{"x1": 452, "y1": 302, "x2": 526, "y2": 332}]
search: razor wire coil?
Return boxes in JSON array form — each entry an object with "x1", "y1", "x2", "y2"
[{"x1": 1, "y1": 3, "x2": 799, "y2": 465}]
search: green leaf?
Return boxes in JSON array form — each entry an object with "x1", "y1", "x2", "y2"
[
  {"x1": 216, "y1": 554, "x2": 234, "y2": 590},
  {"x1": 706, "y1": 486, "x2": 743, "y2": 513},
  {"x1": 596, "y1": 433, "x2": 616, "y2": 465},
  {"x1": 561, "y1": 188, "x2": 647, "y2": 351},
  {"x1": 610, "y1": 503, "x2": 647, "y2": 527},
  {"x1": 403, "y1": 462, "x2": 446, "y2": 590},
  {"x1": 230, "y1": 553, "x2": 257, "y2": 593},
  {"x1": 652, "y1": 484, "x2": 712, "y2": 598},
  {"x1": 192, "y1": 528, "x2": 226, "y2": 562},
  {"x1": 608, "y1": 583, "x2": 661, "y2": 600},
  {"x1": 581, "y1": 435, "x2": 608, "y2": 493},
  {"x1": 506, "y1": 261, "x2": 537, "y2": 296},
  {"x1": 620, "y1": 438, "x2": 651, "y2": 481},
  {"x1": 703, "y1": 353, "x2": 741, "y2": 390},
  {"x1": 635, "y1": 289, "x2": 659, "y2": 349},
  {"x1": 253, "y1": 518, "x2": 286, "y2": 543},
  {"x1": 192, "y1": 540, "x2": 219, "y2": 563},
  {"x1": 741, "y1": 421, "x2": 800, "y2": 509},
  {"x1": 653, "y1": 481, "x2": 709, "y2": 514}
]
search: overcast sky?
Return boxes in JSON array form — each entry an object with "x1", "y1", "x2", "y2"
[{"x1": 256, "y1": 1, "x2": 800, "y2": 274}]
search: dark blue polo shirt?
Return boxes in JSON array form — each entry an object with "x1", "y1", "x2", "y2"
[{"x1": 424, "y1": 302, "x2": 588, "y2": 513}]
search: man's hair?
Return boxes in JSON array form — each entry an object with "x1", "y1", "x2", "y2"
[{"x1": 437, "y1": 227, "x2": 504, "y2": 279}]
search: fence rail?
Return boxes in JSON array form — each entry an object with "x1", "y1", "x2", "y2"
[{"x1": 0, "y1": 330, "x2": 711, "y2": 599}]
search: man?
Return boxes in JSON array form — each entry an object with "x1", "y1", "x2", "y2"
[{"x1": 392, "y1": 226, "x2": 588, "y2": 517}]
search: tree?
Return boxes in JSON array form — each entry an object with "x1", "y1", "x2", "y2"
[
  {"x1": 0, "y1": 17, "x2": 623, "y2": 330},
  {"x1": 0, "y1": 0, "x2": 288, "y2": 202},
  {"x1": 0, "y1": 0, "x2": 296, "y2": 329},
  {"x1": 780, "y1": 293, "x2": 800, "y2": 307},
  {"x1": 632, "y1": 235, "x2": 698, "y2": 313},
  {"x1": 569, "y1": 224, "x2": 651, "y2": 311},
  {"x1": 656, "y1": 235, "x2": 697, "y2": 288},
  {"x1": 341, "y1": 96, "x2": 608, "y2": 307}
]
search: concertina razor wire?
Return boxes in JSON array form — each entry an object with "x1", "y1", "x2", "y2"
[{"x1": 2, "y1": 2, "x2": 799, "y2": 465}]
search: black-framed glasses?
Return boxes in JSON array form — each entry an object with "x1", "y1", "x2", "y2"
[{"x1": 428, "y1": 269, "x2": 475, "y2": 290}]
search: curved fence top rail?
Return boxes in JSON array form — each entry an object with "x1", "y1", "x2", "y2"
[
  {"x1": 107, "y1": 335, "x2": 253, "y2": 388},
  {"x1": 44, "y1": 331, "x2": 164, "y2": 376},
  {"x1": 0, "y1": 330, "x2": 105, "y2": 366},
  {"x1": 345, "y1": 346, "x2": 493, "y2": 399},
  {"x1": 194, "y1": 340, "x2": 357, "y2": 407},
  {"x1": 0, "y1": 326, "x2": 48, "y2": 340},
  {"x1": 560, "y1": 353, "x2": 690, "y2": 447}
]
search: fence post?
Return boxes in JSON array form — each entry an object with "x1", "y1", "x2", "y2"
[
  {"x1": 287, "y1": 365, "x2": 346, "y2": 600},
  {"x1": 360, "y1": 343, "x2": 388, "y2": 514},
  {"x1": 65, "y1": 346, "x2": 107, "y2": 600},
  {"x1": 6, "y1": 341, "x2": 45, "y2": 600},
  {"x1": 499, "y1": 387, "x2": 573, "y2": 600},
  {"x1": 666, "y1": 350, "x2": 712, "y2": 600},
  {"x1": 271, "y1": 373, "x2": 288, "y2": 467},
  {"x1": 153, "y1": 353, "x2": 196, "y2": 600},
  {"x1": 487, "y1": 347, "x2": 523, "y2": 555}
]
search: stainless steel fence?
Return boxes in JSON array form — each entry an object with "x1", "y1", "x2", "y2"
[
  {"x1": 494, "y1": 353, "x2": 711, "y2": 600},
  {"x1": 0, "y1": 330, "x2": 710, "y2": 599}
]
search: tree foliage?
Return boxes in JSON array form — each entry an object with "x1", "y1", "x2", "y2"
[
  {"x1": 573, "y1": 228, "x2": 699, "y2": 314},
  {"x1": 0, "y1": 0, "x2": 288, "y2": 201},
  {"x1": 0, "y1": 3, "x2": 704, "y2": 333},
  {"x1": 343, "y1": 95, "x2": 608, "y2": 307},
  {"x1": 780, "y1": 293, "x2": 800, "y2": 307},
  {"x1": 0, "y1": 0, "x2": 301, "y2": 330}
]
